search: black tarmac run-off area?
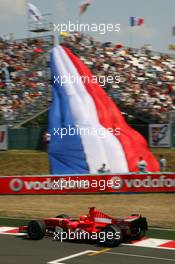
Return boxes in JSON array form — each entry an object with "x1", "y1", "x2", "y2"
[{"x1": 0, "y1": 234, "x2": 175, "y2": 264}]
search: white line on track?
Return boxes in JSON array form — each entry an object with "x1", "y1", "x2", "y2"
[
  {"x1": 47, "y1": 250, "x2": 96, "y2": 264},
  {"x1": 104, "y1": 252, "x2": 175, "y2": 262}
]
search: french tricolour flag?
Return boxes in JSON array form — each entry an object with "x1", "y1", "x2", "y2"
[
  {"x1": 48, "y1": 45, "x2": 159, "y2": 175},
  {"x1": 130, "y1": 17, "x2": 144, "y2": 27}
]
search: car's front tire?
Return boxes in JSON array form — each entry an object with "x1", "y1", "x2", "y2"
[{"x1": 28, "y1": 220, "x2": 46, "y2": 240}]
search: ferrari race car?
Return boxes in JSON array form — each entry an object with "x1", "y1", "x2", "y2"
[{"x1": 19, "y1": 207, "x2": 148, "y2": 247}]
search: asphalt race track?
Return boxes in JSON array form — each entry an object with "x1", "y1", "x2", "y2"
[{"x1": 0, "y1": 235, "x2": 175, "y2": 264}]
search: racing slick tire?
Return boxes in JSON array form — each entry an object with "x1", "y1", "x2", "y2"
[
  {"x1": 56, "y1": 214, "x2": 69, "y2": 219},
  {"x1": 131, "y1": 228, "x2": 146, "y2": 241},
  {"x1": 131, "y1": 217, "x2": 147, "y2": 240},
  {"x1": 98, "y1": 224, "x2": 123, "y2": 247},
  {"x1": 28, "y1": 220, "x2": 46, "y2": 240}
]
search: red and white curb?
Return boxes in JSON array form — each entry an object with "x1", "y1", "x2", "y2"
[
  {"x1": 127, "y1": 237, "x2": 175, "y2": 250},
  {"x1": 0, "y1": 226, "x2": 26, "y2": 236},
  {"x1": 0, "y1": 226, "x2": 175, "y2": 250}
]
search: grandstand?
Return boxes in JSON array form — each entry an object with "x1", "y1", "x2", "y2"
[
  {"x1": 1, "y1": 31, "x2": 175, "y2": 128},
  {"x1": 63, "y1": 32, "x2": 175, "y2": 124},
  {"x1": 0, "y1": 35, "x2": 53, "y2": 127}
]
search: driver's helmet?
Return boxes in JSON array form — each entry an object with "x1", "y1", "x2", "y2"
[{"x1": 80, "y1": 215, "x2": 88, "y2": 221}]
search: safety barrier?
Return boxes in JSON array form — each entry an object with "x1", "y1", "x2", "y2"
[{"x1": 0, "y1": 173, "x2": 174, "y2": 194}]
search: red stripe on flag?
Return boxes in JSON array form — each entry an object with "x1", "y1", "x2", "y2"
[
  {"x1": 137, "y1": 18, "x2": 144, "y2": 26},
  {"x1": 63, "y1": 47, "x2": 160, "y2": 172}
]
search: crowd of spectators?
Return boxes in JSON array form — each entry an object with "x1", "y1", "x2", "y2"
[
  {"x1": 1, "y1": 32, "x2": 175, "y2": 125},
  {"x1": 63, "y1": 32, "x2": 175, "y2": 123},
  {"x1": 0, "y1": 36, "x2": 53, "y2": 126}
]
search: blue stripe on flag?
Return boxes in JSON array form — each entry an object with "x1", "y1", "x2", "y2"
[
  {"x1": 130, "y1": 16, "x2": 136, "y2": 27},
  {"x1": 48, "y1": 49, "x2": 89, "y2": 175}
]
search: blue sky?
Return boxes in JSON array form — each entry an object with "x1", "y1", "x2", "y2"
[{"x1": 0, "y1": 0, "x2": 175, "y2": 52}]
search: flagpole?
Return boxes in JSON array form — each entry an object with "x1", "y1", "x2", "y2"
[
  {"x1": 129, "y1": 27, "x2": 133, "y2": 48},
  {"x1": 129, "y1": 17, "x2": 133, "y2": 49},
  {"x1": 25, "y1": 0, "x2": 30, "y2": 39},
  {"x1": 78, "y1": 13, "x2": 81, "y2": 25},
  {"x1": 78, "y1": 6, "x2": 81, "y2": 25}
]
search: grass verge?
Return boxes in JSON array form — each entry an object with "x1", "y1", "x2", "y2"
[
  {"x1": 0, "y1": 194, "x2": 174, "y2": 229},
  {"x1": 0, "y1": 148, "x2": 175, "y2": 176}
]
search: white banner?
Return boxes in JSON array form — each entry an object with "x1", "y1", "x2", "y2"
[
  {"x1": 28, "y1": 3, "x2": 42, "y2": 23},
  {"x1": 0, "y1": 125, "x2": 8, "y2": 150},
  {"x1": 149, "y1": 124, "x2": 171, "y2": 147}
]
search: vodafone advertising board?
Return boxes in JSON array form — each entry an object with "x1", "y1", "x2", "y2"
[
  {"x1": 0, "y1": 125, "x2": 8, "y2": 150},
  {"x1": 0, "y1": 174, "x2": 175, "y2": 194}
]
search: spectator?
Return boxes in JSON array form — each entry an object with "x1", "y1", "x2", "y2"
[
  {"x1": 43, "y1": 131, "x2": 51, "y2": 151},
  {"x1": 1, "y1": 62, "x2": 10, "y2": 83},
  {"x1": 43, "y1": 131, "x2": 51, "y2": 144},
  {"x1": 97, "y1": 163, "x2": 111, "y2": 174},
  {"x1": 63, "y1": 32, "x2": 175, "y2": 123},
  {"x1": 137, "y1": 157, "x2": 147, "y2": 172},
  {"x1": 159, "y1": 155, "x2": 167, "y2": 171}
]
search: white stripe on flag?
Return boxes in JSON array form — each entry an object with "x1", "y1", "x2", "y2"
[{"x1": 53, "y1": 46, "x2": 129, "y2": 173}]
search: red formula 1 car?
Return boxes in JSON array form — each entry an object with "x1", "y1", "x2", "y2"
[{"x1": 20, "y1": 207, "x2": 148, "y2": 247}]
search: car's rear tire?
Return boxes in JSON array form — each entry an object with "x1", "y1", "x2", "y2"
[
  {"x1": 132, "y1": 228, "x2": 146, "y2": 240},
  {"x1": 98, "y1": 224, "x2": 123, "y2": 247},
  {"x1": 131, "y1": 217, "x2": 147, "y2": 240},
  {"x1": 56, "y1": 214, "x2": 69, "y2": 219},
  {"x1": 28, "y1": 220, "x2": 45, "y2": 240}
]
